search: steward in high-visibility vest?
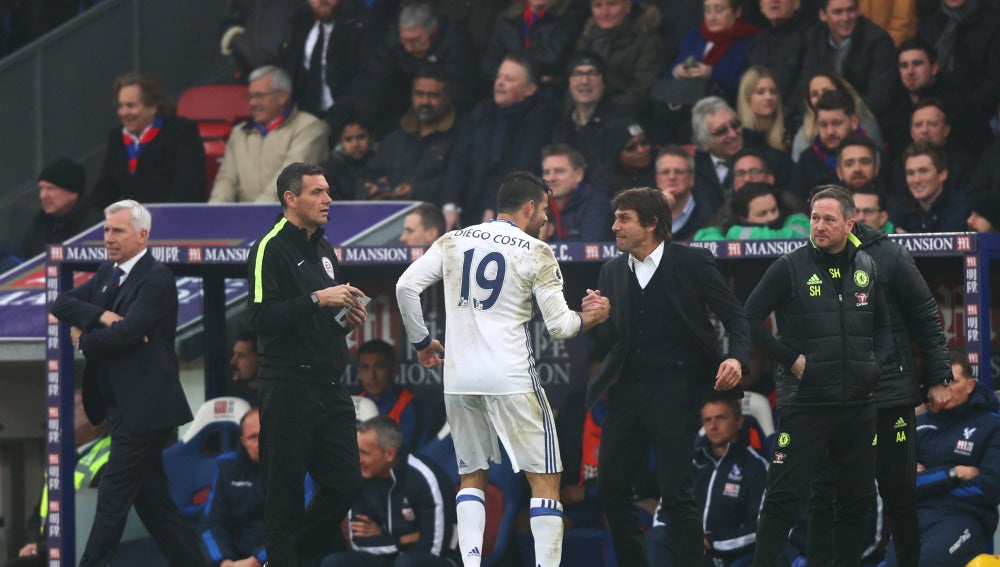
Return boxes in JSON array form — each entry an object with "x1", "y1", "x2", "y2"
[{"x1": 38, "y1": 434, "x2": 112, "y2": 534}]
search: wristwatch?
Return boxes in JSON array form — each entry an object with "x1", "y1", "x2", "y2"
[
  {"x1": 948, "y1": 467, "x2": 958, "y2": 480},
  {"x1": 310, "y1": 292, "x2": 319, "y2": 305}
]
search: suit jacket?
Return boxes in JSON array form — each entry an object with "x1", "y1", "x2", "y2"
[
  {"x1": 91, "y1": 116, "x2": 207, "y2": 209},
  {"x1": 51, "y1": 252, "x2": 193, "y2": 434},
  {"x1": 586, "y1": 243, "x2": 750, "y2": 410}
]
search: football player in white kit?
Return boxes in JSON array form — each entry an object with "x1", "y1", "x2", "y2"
[{"x1": 396, "y1": 171, "x2": 610, "y2": 567}]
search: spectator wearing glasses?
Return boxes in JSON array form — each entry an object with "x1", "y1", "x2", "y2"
[
  {"x1": 692, "y1": 96, "x2": 792, "y2": 214},
  {"x1": 550, "y1": 51, "x2": 625, "y2": 175},
  {"x1": 731, "y1": 148, "x2": 776, "y2": 192},
  {"x1": 852, "y1": 183, "x2": 893, "y2": 233},
  {"x1": 655, "y1": 145, "x2": 715, "y2": 241},
  {"x1": 210, "y1": 66, "x2": 329, "y2": 203}
]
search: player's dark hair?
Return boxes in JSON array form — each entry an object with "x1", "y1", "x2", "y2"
[{"x1": 496, "y1": 171, "x2": 551, "y2": 214}]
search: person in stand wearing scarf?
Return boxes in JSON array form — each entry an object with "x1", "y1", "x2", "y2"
[
  {"x1": 540, "y1": 143, "x2": 610, "y2": 243},
  {"x1": 480, "y1": 0, "x2": 587, "y2": 101},
  {"x1": 669, "y1": 0, "x2": 760, "y2": 104},
  {"x1": 790, "y1": 90, "x2": 867, "y2": 201},
  {"x1": 91, "y1": 72, "x2": 206, "y2": 209},
  {"x1": 916, "y1": 0, "x2": 1000, "y2": 118},
  {"x1": 574, "y1": 0, "x2": 666, "y2": 116},
  {"x1": 210, "y1": 65, "x2": 329, "y2": 203}
]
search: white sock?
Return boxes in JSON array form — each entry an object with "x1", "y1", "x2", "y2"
[
  {"x1": 529, "y1": 498, "x2": 564, "y2": 567},
  {"x1": 456, "y1": 488, "x2": 486, "y2": 567}
]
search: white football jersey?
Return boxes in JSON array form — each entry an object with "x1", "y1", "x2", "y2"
[{"x1": 396, "y1": 220, "x2": 582, "y2": 395}]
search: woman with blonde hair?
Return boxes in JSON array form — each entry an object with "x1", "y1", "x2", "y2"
[
  {"x1": 737, "y1": 66, "x2": 787, "y2": 151},
  {"x1": 791, "y1": 71, "x2": 883, "y2": 161}
]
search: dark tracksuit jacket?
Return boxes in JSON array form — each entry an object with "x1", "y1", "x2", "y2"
[
  {"x1": 745, "y1": 235, "x2": 894, "y2": 409},
  {"x1": 201, "y1": 448, "x2": 315, "y2": 565},
  {"x1": 247, "y1": 214, "x2": 351, "y2": 383},
  {"x1": 348, "y1": 452, "x2": 458, "y2": 561},
  {"x1": 654, "y1": 439, "x2": 769, "y2": 562},
  {"x1": 916, "y1": 382, "x2": 1000, "y2": 534}
]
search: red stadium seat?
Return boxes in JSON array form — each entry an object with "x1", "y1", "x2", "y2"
[
  {"x1": 178, "y1": 84, "x2": 250, "y2": 124},
  {"x1": 197, "y1": 120, "x2": 233, "y2": 140},
  {"x1": 204, "y1": 138, "x2": 228, "y2": 194}
]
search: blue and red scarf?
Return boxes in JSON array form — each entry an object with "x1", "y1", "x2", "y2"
[
  {"x1": 254, "y1": 105, "x2": 292, "y2": 137},
  {"x1": 522, "y1": 5, "x2": 545, "y2": 49},
  {"x1": 812, "y1": 126, "x2": 867, "y2": 172},
  {"x1": 121, "y1": 116, "x2": 164, "y2": 174}
]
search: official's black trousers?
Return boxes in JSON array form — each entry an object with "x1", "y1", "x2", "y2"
[
  {"x1": 79, "y1": 427, "x2": 202, "y2": 567},
  {"x1": 259, "y1": 379, "x2": 362, "y2": 566},
  {"x1": 753, "y1": 404, "x2": 877, "y2": 567},
  {"x1": 808, "y1": 405, "x2": 918, "y2": 567},
  {"x1": 598, "y1": 375, "x2": 702, "y2": 567}
]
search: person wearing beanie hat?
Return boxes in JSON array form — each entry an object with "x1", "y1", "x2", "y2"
[
  {"x1": 19, "y1": 158, "x2": 102, "y2": 258},
  {"x1": 967, "y1": 193, "x2": 1000, "y2": 233},
  {"x1": 591, "y1": 117, "x2": 655, "y2": 194},
  {"x1": 550, "y1": 49, "x2": 625, "y2": 174}
]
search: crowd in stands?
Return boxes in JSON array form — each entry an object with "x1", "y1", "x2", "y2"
[
  {"x1": 6, "y1": 0, "x2": 1000, "y2": 565},
  {"x1": 5, "y1": 0, "x2": 1000, "y2": 264}
]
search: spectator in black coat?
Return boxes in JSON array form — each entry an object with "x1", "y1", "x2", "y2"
[
  {"x1": 282, "y1": 0, "x2": 373, "y2": 124},
  {"x1": 219, "y1": 0, "x2": 301, "y2": 76},
  {"x1": 891, "y1": 142, "x2": 970, "y2": 233},
  {"x1": 574, "y1": 0, "x2": 668, "y2": 116},
  {"x1": 746, "y1": 0, "x2": 816, "y2": 108},
  {"x1": 794, "y1": 0, "x2": 896, "y2": 117},
  {"x1": 441, "y1": 52, "x2": 557, "y2": 229},
  {"x1": 790, "y1": 89, "x2": 864, "y2": 200},
  {"x1": 970, "y1": 103, "x2": 1000, "y2": 194},
  {"x1": 540, "y1": 144, "x2": 611, "y2": 242},
  {"x1": 885, "y1": 38, "x2": 993, "y2": 158},
  {"x1": 91, "y1": 73, "x2": 206, "y2": 209},
  {"x1": 591, "y1": 118, "x2": 655, "y2": 195},
  {"x1": 323, "y1": 119, "x2": 377, "y2": 201},
  {"x1": 888, "y1": 98, "x2": 978, "y2": 204},
  {"x1": 967, "y1": 192, "x2": 1000, "y2": 233},
  {"x1": 363, "y1": 65, "x2": 456, "y2": 204},
  {"x1": 363, "y1": 3, "x2": 478, "y2": 134},
  {"x1": 916, "y1": 0, "x2": 1000, "y2": 117},
  {"x1": 21, "y1": 158, "x2": 102, "y2": 259},
  {"x1": 549, "y1": 51, "x2": 625, "y2": 175},
  {"x1": 480, "y1": 0, "x2": 588, "y2": 99}
]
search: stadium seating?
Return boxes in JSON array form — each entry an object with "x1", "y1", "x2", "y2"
[
  {"x1": 162, "y1": 397, "x2": 251, "y2": 518},
  {"x1": 177, "y1": 84, "x2": 250, "y2": 124}
]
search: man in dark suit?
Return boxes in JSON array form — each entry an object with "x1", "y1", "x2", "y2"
[
  {"x1": 283, "y1": 0, "x2": 373, "y2": 125},
  {"x1": 589, "y1": 187, "x2": 751, "y2": 567},
  {"x1": 51, "y1": 199, "x2": 201, "y2": 567}
]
